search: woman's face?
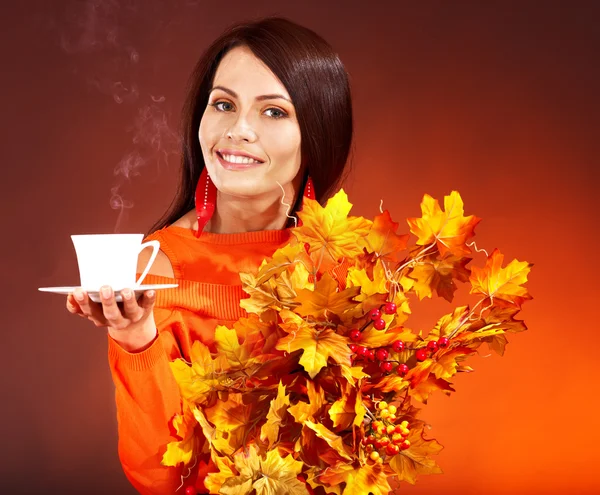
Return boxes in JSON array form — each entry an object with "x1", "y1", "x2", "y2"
[{"x1": 199, "y1": 45, "x2": 302, "y2": 200}]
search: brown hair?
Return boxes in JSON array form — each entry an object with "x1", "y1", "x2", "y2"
[{"x1": 149, "y1": 16, "x2": 354, "y2": 233}]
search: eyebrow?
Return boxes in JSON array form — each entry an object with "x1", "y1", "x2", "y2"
[{"x1": 209, "y1": 85, "x2": 291, "y2": 103}]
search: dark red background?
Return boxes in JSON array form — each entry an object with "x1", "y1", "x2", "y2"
[{"x1": 2, "y1": 1, "x2": 598, "y2": 494}]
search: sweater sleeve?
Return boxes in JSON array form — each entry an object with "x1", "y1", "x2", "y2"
[{"x1": 107, "y1": 310, "x2": 190, "y2": 495}]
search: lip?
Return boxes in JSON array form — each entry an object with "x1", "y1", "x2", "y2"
[
  {"x1": 217, "y1": 148, "x2": 265, "y2": 162},
  {"x1": 216, "y1": 151, "x2": 265, "y2": 171}
]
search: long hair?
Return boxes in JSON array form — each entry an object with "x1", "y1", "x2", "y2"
[{"x1": 148, "y1": 16, "x2": 354, "y2": 234}]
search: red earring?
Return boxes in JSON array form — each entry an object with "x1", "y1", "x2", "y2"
[
  {"x1": 303, "y1": 176, "x2": 315, "y2": 200},
  {"x1": 194, "y1": 167, "x2": 216, "y2": 237}
]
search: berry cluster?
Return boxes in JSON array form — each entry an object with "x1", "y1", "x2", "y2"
[
  {"x1": 362, "y1": 402, "x2": 411, "y2": 462},
  {"x1": 348, "y1": 302, "x2": 452, "y2": 373}
]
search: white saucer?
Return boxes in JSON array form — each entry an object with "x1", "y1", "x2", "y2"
[{"x1": 38, "y1": 284, "x2": 179, "y2": 303}]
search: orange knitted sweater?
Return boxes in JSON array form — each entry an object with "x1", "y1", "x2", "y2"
[{"x1": 107, "y1": 225, "x2": 348, "y2": 494}]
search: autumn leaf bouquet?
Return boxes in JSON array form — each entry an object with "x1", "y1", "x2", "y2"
[{"x1": 162, "y1": 190, "x2": 533, "y2": 494}]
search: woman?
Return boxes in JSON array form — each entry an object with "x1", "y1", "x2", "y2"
[{"x1": 66, "y1": 16, "x2": 354, "y2": 494}]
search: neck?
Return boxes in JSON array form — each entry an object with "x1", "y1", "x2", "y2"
[{"x1": 204, "y1": 185, "x2": 298, "y2": 234}]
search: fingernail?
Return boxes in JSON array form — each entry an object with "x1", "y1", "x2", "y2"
[
  {"x1": 74, "y1": 291, "x2": 84, "y2": 301},
  {"x1": 122, "y1": 289, "x2": 132, "y2": 300},
  {"x1": 101, "y1": 287, "x2": 111, "y2": 298},
  {"x1": 146, "y1": 290, "x2": 155, "y2": 298}
]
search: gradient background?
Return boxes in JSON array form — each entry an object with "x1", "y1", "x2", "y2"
[{"x1": 2, "y1": 1, "x2": 599, "y2": 494}]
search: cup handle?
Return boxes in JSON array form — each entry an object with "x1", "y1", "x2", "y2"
[{"x1": 135, "y1": 240, "x2": 160, "y2": 286}]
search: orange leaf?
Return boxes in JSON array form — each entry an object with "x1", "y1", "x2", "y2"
[
  {"x1": 295, "y1": 272, "x2": 360, "y2": 318},
  {"x1": 469, "y1": 248, "x2": 533, "y2": 309},
  {"x1": 407, "y1": 191, "x2": 481, "y2": 257},
  {"x1": 360, "y1": 210, "x2": 409, "y2": 263},
  {"x1": 407, "y1": 255, "x2": 471, "y2": 302},
  {"x1": 318, "y1": 462, "x2": 391, "y2": 495}
]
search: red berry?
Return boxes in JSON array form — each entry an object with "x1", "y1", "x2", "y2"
[
  {"x1": 367, "y1": 434, "x2": 376, "y2": 444},
  {"x1": 438, "y1": 337, "x2": 450, "y2": 348},
  {"x1": 380, "y1": 361, "x2": 394, "y2": 372},
  {"x1": 392, "y1": 340, "x2": 405, "y2": 352},
  {"x1": 375, "y1": 348, "x2": 389, "y2": 361},
  {"x1": 397, "y1": 363, "x2": 409, "y2": 376},
  {"x1": 373, "y1": 319, "x2": 386, "y2": 330},
  {"x1": 426, "y1": 340, "x2": 439, "y2": 353},
  {"x1": 369, "y1": 308, "x2": 381, "y2": 320},
  {"x1": 383, "y1": 302, "x2": 397, "y2": 314},
  {"x1": 185, "y1": 487, "x2": 197, "y2": 495},
  {"x1": 386, "y1": 444, "x2": 400, "y2": 456},
  {"x1": 357, "y1": 346, "x2": 369, "y2": 357},
  {"x1": 415, "y1": 349, "x2": 428, "y2": 361},
  {"x1": 349, "y1": 329, "x2": 362, "y2": 342},
  {"x1": 348, "y1": 343, "x2": 358, "y2": 353},
  {"x1": 374, "y1": 440, "x2": 383, "y2": 449},
  {"x1": 367, "y1": 349, "x2": 376, "y2": 361}
]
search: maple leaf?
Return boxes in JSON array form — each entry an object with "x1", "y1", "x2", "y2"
[
  {"x1": 239, "y1": 270, "x2": 299, "y2": 316},
  {"x1": 409, "y1": 374, "x2": 456, "y2": 404},
  {"x1": 428, "y1": 306, "x2": 470, "y2": 340},
  {"x1": 389, "y1": 425, "x2": 444, "y2": 484},
  {"x1": 295, "y1": 272, "x2": 360, "y2": 319},
  {"x1": 317, "y1": 462, "x2": 391, "y2": 495},
  {"x1": 260, "y1": 382, "x2": 291, "y2": 448},
  {"x1": 204, "y1": 393, "x2": 252, "y2": 455},
  {"x1": 204, "y1": 452, "x2": 237, "y2": 494},
  {"x1": 276, "y1": 320, "x2": 351, "y2": 378},
  {"x1": 469, "y1": 248, "x2": 533, "y2": 309},
  {"x1": 328, "y1": 382, "x2": 366, "y2": 431},
  {"x1": 359, "y1": 326, "x2": 416, "y2": 349},
  {"x1": 346, "y1": 259, "x2": 388, "y2": 302},
  {"x1": 303, "y1": 421, "x2": 353, "y2": 461},
  {"x1": 170, "y1": 340, "x2": 231, "y2": 405},
  {"x1": 288, "y1": 380, "x2": 326, "y2": 423},
  {"x1": 161, "y1": 404, "x2": 201, "y2": 467},
  {"x1": 220, "y1": 445, "x2": 306, "y2": 495},
  {"x1": 294, "y1": 189, "x2": 372, "y2": 271},
  {"x1": 407, "y1": 190, "x2": 481, "y2": 257},
  {"x1": 474, "y1": 306, "x2": 528, "y2": 356},
  {"x1": 359, "y1": 209, "x2": 409, "y2": 263},
  {"x1": 407, "y1": 255, "x2": 471, "y2": 302}
]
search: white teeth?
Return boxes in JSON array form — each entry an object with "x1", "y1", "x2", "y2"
[{"x1": 221, "y1": 153, "x2": 260, "y2": 164}]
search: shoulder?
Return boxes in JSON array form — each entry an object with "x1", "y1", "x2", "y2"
[{"x1": 137, "y1": 210, "x2": 197, "y2": 278}]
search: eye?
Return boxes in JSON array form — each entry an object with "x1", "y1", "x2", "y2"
[
  {"x1": 264, "y1": 107, "x2": 288, "y2": 120},
  {"x1": 210, "y1": 101, "x2": 234, "y2": 112}
]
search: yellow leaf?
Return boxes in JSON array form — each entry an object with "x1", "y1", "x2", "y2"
[
  {"x1": 161, "y1": 405, "x2": 200, "y2": 467},
  {"x1": 389, "y1": 425, "x2": 444, "y2": 484},
  {"x1": 346, "y1": 259, "x2": 388, "y2": 301},
  {"x1": 260, "y1": 382, "x2": 291, "y2": 448},
  {"x1": 294, "y1": 189, "x2": 372, "y2": 271},
  {"x1": 360, "y1": 326, "x2": 416, "y2": 349},
  {"x1": 470, "y1": 248, "x2": 533, "y2": 309},
  {"x1": 318, "y1": 462, "x2": 391, "y2": 495},
  {"x1": 407, "y1": 190, "x2": 481, "y2": 257},
  {"x1": 204, "y1": 452, "x2": 237, "y2": 494},
  {"x1": 252, "y1": 448, "x2": 306, "y2": 495},
  {"x1": 220, "y1": 445, "x2": 306, "y2": 495},
  {"x1": 276, "y1": 322, "x2": 351, "y2": 379}
]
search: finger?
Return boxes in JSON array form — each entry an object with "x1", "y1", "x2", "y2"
[
  {"x1": 140, "y1": 290, "x2": 156, "y2": 312},
  {"x1": 66, "y1": 294, "x2": 82, "y2": 314},
  {"x1": 120, "y1": 288, "x2": 143, "y2": 321},
  {"x1": 73, "y1": 288, "x2": 107, "y2": 326},
  {"x1": 100, "y1": 286, "x2": 127, "y2": 329}
]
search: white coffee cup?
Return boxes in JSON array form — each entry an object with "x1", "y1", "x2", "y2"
[{"x1": 71, "y1": 234, "x2": 160, "y2": 290}]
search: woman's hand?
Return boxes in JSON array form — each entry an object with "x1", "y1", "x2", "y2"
[{"x1": 66, "y1": 286, "x2": 158, "y2": 352}]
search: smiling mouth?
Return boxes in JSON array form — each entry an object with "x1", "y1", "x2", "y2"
[{"x1": 216, "y1": 151, "x2": 265, "y2": 169}]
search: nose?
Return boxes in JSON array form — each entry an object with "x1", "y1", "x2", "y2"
[{"x1": 225, "y1": 114, "x2": 257, "y2": 143}]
